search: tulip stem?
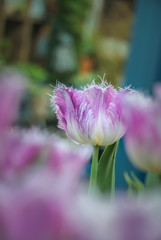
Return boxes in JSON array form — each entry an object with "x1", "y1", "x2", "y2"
[{"x1": 89, "y1": 145, "x2": 99, "y2": 193}]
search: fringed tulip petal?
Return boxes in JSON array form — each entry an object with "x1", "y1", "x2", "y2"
[{"x1": 53, "y1": 81, "x2": 127, "y2": 146}]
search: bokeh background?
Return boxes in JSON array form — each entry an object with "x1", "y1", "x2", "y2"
[{"x1": 0, "y1": 0, "x2": 133, "y2": 128}]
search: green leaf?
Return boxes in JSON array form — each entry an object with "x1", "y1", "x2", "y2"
[
  {"x1": 124, "y1": 172, "x2": 136, "y2": 195},
  {"x1": 124, "y1": 172, "x2": 145, "y2": 195},
  {"x1": 130, "y1": 172, "x2": 145, "y2": 191},
  {"x1": 145, "y1": 172, "x2": 160, "y2": 189},
  {"x1": 97, "y1": 141, "x2": 118, "y2": 194}
]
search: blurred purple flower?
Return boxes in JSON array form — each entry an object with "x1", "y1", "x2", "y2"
[
  {"x1": 0, "y1": 128, "x2": 92, "y2": 181},
  {"x1": 121, "y1": 90, "x2": 161, "y2": 172},
  {"x1": 52, "y1": 81, "x2": 127, "y2": 146},
  {"x1": 0, "y1": 172, "x2": 161, "y2": 240},
  {"x1": 0, "y1": 171, "x2": 81, "y2": 240},
  {"x1": 0, "y1": 74, "x2": 92, "y2": 181},
  {"x1": 104, "y1": 196, "x2": 161, "y2": 240},
  {"x1": 47, "y1": 135, "x2": 92, "y2": 177},
  {"x1": 0, "y1": 130, "x2": 43, "y2": 181}
]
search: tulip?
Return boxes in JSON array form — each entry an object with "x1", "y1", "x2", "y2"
[
  {"x1": 122, "y1": 91, "x2": 161, "y2": 172},
  {"x1": 0, "y1": 128, "x2": 92, "y2": 182},
  {"x1": 52, "y1": 81, "x2": 126, "y2": 146},
  {"x1": 52, "y1": 81, "x2": 129, "y2": 192}
]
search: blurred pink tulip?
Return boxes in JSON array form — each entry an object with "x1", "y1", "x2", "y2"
[
  {"x1": 121, "y1": 90, "x2": 161, "y2": 172},
  {"x1": 0, "y1": 73, "x2": 92, "y2": 181},
  {"x1": 0, "y1": 172, "x2": 161, "y2": 240}
]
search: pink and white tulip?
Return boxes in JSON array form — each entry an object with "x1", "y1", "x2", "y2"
[
  {"x1": 52, "y1": 81, "x2": 127, "y2": 146},
  {"x1": 122, "y1": 90, "x2": 161, "y2": 172}
]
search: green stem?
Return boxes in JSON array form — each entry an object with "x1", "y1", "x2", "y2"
[
  {"x1": 111, "y1": 143, "x2": 117, "y2": 198},
  {"x1": 89, "y1": 145, "x2": 99, "y2": 193}
]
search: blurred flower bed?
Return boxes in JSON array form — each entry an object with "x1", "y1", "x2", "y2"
[{"x1": 0, "y1": 70, "x2": 161, "y2": 240}]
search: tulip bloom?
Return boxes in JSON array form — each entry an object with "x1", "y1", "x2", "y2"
[
  {"x1": 52, "y1": 82, "x2": 126, "y2": 146},
  {"x1": 122, "y1": 91, "x2": 161, "y2": 172}
]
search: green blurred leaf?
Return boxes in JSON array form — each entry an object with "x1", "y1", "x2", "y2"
[
  {"x1": 145, "y1": 172, "x2": 161, "y2": 189},
  {"x1": 14, "y1": 63, "x2": 48, "y2": 83},
  {"x1": 124, "y1": 172, "x2": 145, "y2": 195}
]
